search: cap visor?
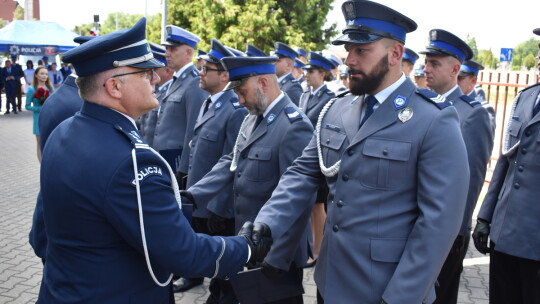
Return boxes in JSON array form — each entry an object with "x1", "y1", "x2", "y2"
[
  {"x1": 458, "y1": 71, "x2": 475, "y2": 77},
  {"x1": 200, "y1": 55, "x2": 219, "y2": 64},
  {"x1": 162, "y1": 41, "x2": 185, "y2": 47},
  {"x1": 129, "y1": 58, "x2": 165, "y2": 69},
  {"x1": 224, "y1": 78, "x2": 248, "y2": 91},
  {"x1": 419, "y1": 48, "x2": 455, "y2": 57},
  {"x1": 332, "y1": 32, "x2": 383, "y2": 45}
]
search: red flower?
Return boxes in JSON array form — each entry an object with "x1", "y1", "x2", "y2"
[{"x1": 33, "y1": 87, "x2": 50, "y2": 105}]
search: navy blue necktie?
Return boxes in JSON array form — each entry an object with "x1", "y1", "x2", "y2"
[
  {"x1": 253, "y1": 115, "x2": 264, "y2": 132},
  {"x1": 202, "y1": 97, "x2": 211, "y2": 116},
  {"x1": 533, "y1": 99, "x2": 540, "y2": 117},
  {"x1": 360, "y1": 95, "x2": 378, "y2": 127}
]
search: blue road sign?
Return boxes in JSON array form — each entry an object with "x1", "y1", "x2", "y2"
[{"x1": 500, "y1": 48, "x2": 513, "y2": 62}]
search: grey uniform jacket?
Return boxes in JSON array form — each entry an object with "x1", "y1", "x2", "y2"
[
  {"x1": 140, "y1": 83, "x2": 169, "y2": 147},
  {"x1": 468, "y1": 89, "x2": 496, "y2": 135},
  {"x1": 478, "y1": 83, "x2": 540, "y2": 261},
  {"x1": 189, "y1": 94, "x2": 314, "y2": 267},
  {"x1": 279, "y1": 73, "x2": 303, "y2": 106},
  {"x1": 447, "y1": 87, "x2": 494, "y2": 237},
  {"x1": 152, "y1": 64, "x2": 208, "y2": 173},
  {"x1": 187, "y1": 90, "x2": 248, "y2": 219},
  {"x1": 255, "y1": 79, "x2": 470, "y2": 304},
  {"x1": 298, "y1": 84, "x2": 335, "y2": 126}
]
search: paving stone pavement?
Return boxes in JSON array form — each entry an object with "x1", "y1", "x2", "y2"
[{"x1": 0, "y1": 102, "x2": 489, "y2": 303}]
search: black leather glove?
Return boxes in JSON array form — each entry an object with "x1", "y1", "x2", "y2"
[
  {"x1": 261, "y1": 260, "x2": 285, "y2": 279},
  {"x1": 180, "y1": 190, "x2": 197, "y2": 210},
  {"x1": 207, "y1": 211, "x2": 227, "y2": 234},
  {"x1": 472, "y1": 218, "x2": 490, "y2": 254},
  {"x1": 238, "y1": 221, "x2": 273, "y2": 264}
]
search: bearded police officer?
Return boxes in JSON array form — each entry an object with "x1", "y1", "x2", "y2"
[
  {"x1": 38, "y1": 18, "x2": 268, "y2": 303},
  {"x1": 174, "y1": 39, "x2": 248, "y2": 298},
  {"x1": 274, "y1": 42, "x2": 303, "y2": 106},
  {"x1": 183, "y1": 55, "x2": 314, "y2": 303},
  {"x1": 472, "y1": 28, "x2": 540, "y2": 304},
  {"x1": 248, "y1": 1, "x2": 470, "y2": 303},
  {"x1": 422, "y1": 29, "x2": 494, "y2": 304},
  {"x1": 153, "y1": 25, "x2": 208, "y2": 184}
]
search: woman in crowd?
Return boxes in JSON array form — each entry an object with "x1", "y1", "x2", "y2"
[{"x1": 26, "y1": 66, "x2": 53, "y2": 162}]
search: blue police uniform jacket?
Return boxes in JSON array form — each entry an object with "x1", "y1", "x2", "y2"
[
  {"x1": 279, "y1": 73, "x2": 303, "y2": 106},
  {"x1": 446, "y1": 87, "x2": 494, "y2": 237},
  {"x1": 188, "y1": 90, "x2": 248, "y2": 219},
  {"x1": 140, "y1": 82, "x2": 170, "y2": 147},
  {"x1": 152, "y1": 64, "x2": 209, "y2": 173},
  {"x1": 478, "y1": 82, "x2": 540, "y2": 261},
  {"x1": 189, "y1": 94, "x2": 314, "y2": 268},
  {"x1": 298, "y1": 84, "x2": 336, "y2": 126},
  {"x1": 29, "y1": 75, "x2": 83, "y2": 260},
  {"x1": 255, "y1": 78, "x2": 470, "y2": 304},
  {"x1": 38, "y1": 101, "x2": 248, "y2": 303}
]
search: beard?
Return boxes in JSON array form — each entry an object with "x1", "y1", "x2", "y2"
[
  {"x1": 348, "y1": 54, "x2": 389, "y2": 96},
  {"x1": 247, "y1": 88, "x2": 268, "y2": 116}
]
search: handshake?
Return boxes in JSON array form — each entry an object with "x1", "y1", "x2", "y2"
[{"x1": 238, "y1": 221, "x2": 273, "y2": 266}]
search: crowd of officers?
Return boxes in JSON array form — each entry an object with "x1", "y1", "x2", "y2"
[{"x1": 29, "y1": 0, "x2": 540, "y2": 303}]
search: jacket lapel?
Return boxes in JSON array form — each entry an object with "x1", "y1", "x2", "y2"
[{"x1": 525, "y1": 86, "x2": 540, "y2": 126}]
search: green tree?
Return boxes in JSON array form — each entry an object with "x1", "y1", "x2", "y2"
[
  {"x1": 523, "y1": 53, "x2": 536, "y2": 70},
  {"x1": 13, "y1": 5, "x2": 24, "y2": 20},
  {"x1": 168, "y1": 0, "x2": 337, "y2": 53},
  {"x1": 465, "y1": 35, "x2": 478, "y2": 60},
  {"x1": 477, "y1": 49, "x2": 498, "y2": 69},
  {"x1": 512, "y1": 38, "x2": 537, "y2": 68}
]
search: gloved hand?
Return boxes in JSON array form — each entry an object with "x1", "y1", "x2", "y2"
[
  {"x1": 207, "y1": 211, "x2": 227, "y2": 234},
  {"x1": 472, "y1": 218, "x2": 490, "y2": 254},
  {"x1": 238, "y1": 221, "x2": 273, "y2": 264},
  {"x1": 180, "y1": 190, "x2": 197, "y2": 210},
  {"x1": 261, "y1": 260, "x2": 285, "y2": 279}
]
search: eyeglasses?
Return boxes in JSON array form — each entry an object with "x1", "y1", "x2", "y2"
[
  {"x1": 103, "y1": 69, "x2": 155, "y2": 86},
  {"x1": 200, "y1": 66, "x2": 224, "y2": 74}
]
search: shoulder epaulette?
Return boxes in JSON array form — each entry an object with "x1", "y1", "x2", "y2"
[
  {"x1": 459, "y1": 94, "x2": 482, "y2": 107},
  {"x1": 114, "y1": 124, "x2": 149, "y2": 149},
  {"x1": 291, "y1": 78, "x2": 299, "y2": 84},
  {"x1": 520, "y1": 82, "x2": 540, "y2": 93},
  {"x1": 415, "y1": 88, "x2": 452, "y2": 109},
  {"x1": 335, "y1": 90, "x2": 350, "y2": 99},
  {"x1": 230, "y1": 97, "x2": 243, "y2": 109},
  {"x1": 190, "y1": 69, "x2": 199, "y2": 77},
  {"x1": 284, "y1": 106, "x2": 302, "y2": 123},
  {"x1": 325, "y1": 89, "x2": 334, "y2": 96}
]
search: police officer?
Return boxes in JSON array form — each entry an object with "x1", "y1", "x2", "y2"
[
  {"x1": 153, "y1": 25, "x2": 208, "y2": 184},
  {"x1": 180, "y1": 38, "x2": 249, "y2": 302},
  {"x1": 402, "y1": 47, "x2": 419, "y2": 77},
  {"x1": 293, "y1": 58, "x2": 307, "y2": 90},
  {"x1": 274, "y1": 42, "x2": 303, "y2": 106},
  {"x1": 323, "y1": 50, "x2": 347, "y2": 94},
  {"x1": 139, "y1": 43, "x2": 174, "y2": 147},
  {"x1": 414, "y1": 64, "x2": 428, "y2": 88},
  {"x1": 249, "y1": 1, "x2": 470, "y2": 303},
  {"x1": 421, "y1": 29, "x2": 494, "y2": 304},
  {"x1": 294, "y1": 46, "x2": 308, "y2": 63},
  {"x1": 29, "y1": 35, "x2": 95, "y2": 263},
  {"x1": 472, "y1": 27, "x2": 540, "y2": 304},
  {"x1": 245, "y1": 44, "x2": 268, "y2": 57},
  {"x1": 184, "y1": 55, "x2": 314, "y2": 303},
  {"x1": 458, "y1": 59, "x2": 496, "y2": 133},
  {"x1": 38, "y1": 18, "x2": 269, "y2": 303},
  {"x1": 298, "y1": 51, "x2": 336, "y2": 267}
]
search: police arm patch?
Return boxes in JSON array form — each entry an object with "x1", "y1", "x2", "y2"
[
  {"x1": 131, "y1": 166, "x2": 164, "y2": 186},
  {"x1": 284, "y1": 106, "x2": 302, "y2": 122}
]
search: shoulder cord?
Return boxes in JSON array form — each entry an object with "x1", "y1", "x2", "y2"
[
  {"x1": 316, "y1": 98, "x2": 341, "y2": 177},
  {"x1": 230, "y1": 114, "x2": 251, "y2": 172},
  {"x1": 131, "y1": 144, "x2": 182, "y2": 287},
  {"x1": 501, "y1": 97, "x2": 520, "y2": 156}
]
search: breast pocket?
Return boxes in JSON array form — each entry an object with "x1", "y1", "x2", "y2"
[
  {"x1": 198, "y1": 129, "x2": 219, "y2": 158},
  {"x1": 244, "y1": 147, "x2": 273, "y2": 182},
  {"x1": 319, "y1": 127, "x2": 347, "y2": 167},
  {"x1": 361, "y1": 138, "x2": 411, "y2": 190}
]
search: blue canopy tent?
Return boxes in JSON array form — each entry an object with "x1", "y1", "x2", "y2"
[{"x1": 0, "y1": 20, "x2": 78, "y2": 55}]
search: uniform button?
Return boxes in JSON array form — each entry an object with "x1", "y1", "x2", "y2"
[
  {"x1": 382, "y1": 148, "x2": 389, "y2": 156},
  {"x1": 518, "y1": 165, "x2": 524, "y2": 172},
  {"x1": 235, "y1": 192, "x2": 239, "y2": 197},
  {"x1": 337, "y1": 200, "x2": 344, "y2": 207},
  {"x1": 236, "y1": 209, "x2": 240, "y2": 215},
  {"x1": 514, "y1": 182, "x2": 520, "y2": 189},
  {"x1": 521, "y1": 148, "x2": 528, "y2": 154},
  {"x1": 333, "y1": 225, "x2": 339, "y2": 232},
  {"x1": 255, "y1": 154, "x2": 259, "y2": 158},
  {"x1": 348, "y1": 149, "x2": 355, "y2": 156},
  {"x1": 242, "y1": 153, "x2": 247, "y2": 159},
  {"x1": 342, "y1": 174, "x2": 349, "y2": 181},
  {"x1": 525, "y1": 130, "x2": 531, "y2": 136},
  {"x1": 326, "y1": 139, "x2": 330, "y2": 144},
  {"x1": 237, "y1": 173, "x2": 241, "y2": 178}
]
